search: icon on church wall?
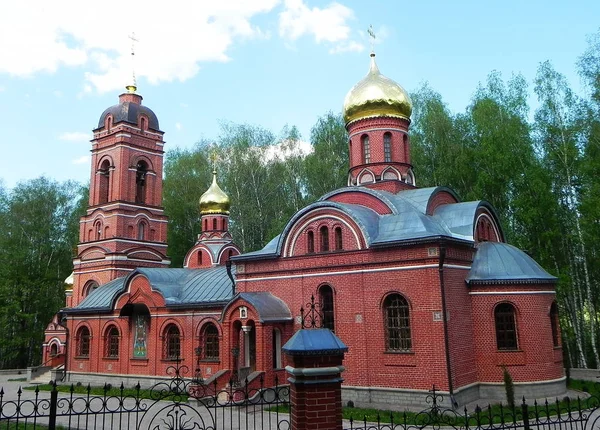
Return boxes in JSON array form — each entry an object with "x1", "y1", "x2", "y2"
[{"x1": 133, "y1": 314, "x2": 148, "y2": 358}]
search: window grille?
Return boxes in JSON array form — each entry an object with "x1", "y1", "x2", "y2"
[
  {"x1": 164, "y1": 325, "x2": 181, "y2": 360},
  {"x1": 320, "y1": 227, "x2": 329, "y2": 252},
  {"x1": 320, "y1": 286, "x2": 335, "y2": 331},
  {"x1": 384, "y1": 294, "x2": 411, "y2": 351},
  {"x1": 384, "y1": 133, "x2": 392, "y2": 162},
  {"x1": 550, "y1": 302, "x2": 560, "y2": 347},
  {"x1": 334, "y1": 227, "x2": 342, "y2": 251},
  {"x1": 203, "y1": 324, "x2": 219, "y2": 360},
  {"x1": 106, "y1": 327, "x2": 119, "y2": 358},
  {"x1": 495, "y1": 303, "x2": 518, "y2": 350},
  {"x1": 362, "y1": 135, "x2": 371, "y2": 163},
  {"x1": 77, "y1": 327, "x2": 91, "y2": 357}
]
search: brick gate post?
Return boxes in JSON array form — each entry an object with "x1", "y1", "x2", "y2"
[{"x1": 282, "y1": 328, "x2": 348, "y2": 430}]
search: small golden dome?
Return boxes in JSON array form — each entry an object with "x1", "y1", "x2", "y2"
[
  {"x1": 64, "y1": 272, "x2": 74, "y2": 290},
  {"x1": 343, "y1": 53, "x2": 412, "y2": 125},
  {"x1": 199, "y1": 170, "x2": 230, "y2": 215}
]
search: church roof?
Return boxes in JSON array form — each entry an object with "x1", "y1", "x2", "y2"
[
  {"x1": 235, "y1": 186, "x2": 498, "y2": 260},
  {"x1": 225, "y1": 292, "x2": 293, "y2": 323},
  {"x1": 466, "y1": 242, "x2": 557, "y2": 285},
  {"x1": 97, "y1": 101, "x2": 160, "y2": 131},
  {"x1": 72, "y1": 266, "x2": 235, "y2": 312}
]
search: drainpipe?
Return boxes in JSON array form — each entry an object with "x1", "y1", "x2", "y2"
[
  {"x1": 59, "y1": 311, "x2": 69, "y2": 382},
  {"x1": 226, "y1": 260, "x2": 235, "y2": 295},
  {"x1": 438, "y1": 243, "x2": 456, "y2": 407}
]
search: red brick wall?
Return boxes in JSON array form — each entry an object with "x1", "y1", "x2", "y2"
[
  {"x1": 470, "y1": 284, "x2": 563, "y2": 383},
  {"x1": 67, "y1": 275, "x2": 228, "y2": 380},
  {"x1": 346, "y1": 116, "x2": 413, "y2": 186}
]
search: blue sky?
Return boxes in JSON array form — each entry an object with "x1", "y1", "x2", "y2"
[{"x1": 0, "y1": 0, "x2": 598, "y2": 189}]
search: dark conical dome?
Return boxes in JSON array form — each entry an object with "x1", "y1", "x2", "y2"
[{"x1": 97, "y1": 89, "x2": 160, "y2": 131}]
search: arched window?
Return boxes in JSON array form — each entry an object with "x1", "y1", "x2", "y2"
[
  {"x1": 384, "y1": 294, "x2": 411, "y2": 351},
  {"x1": 105, "y1": 326, "x2": 119, "y2": 358},
  {"x1": 384, "y1": 133, "x2": 392, "y2": 162},
  {"x1": 163, "y1": 324, "x2": 181, "y2": 360},
  {"x1": 83, "y1": 280, "x2": 99, "y2": 298},
  {"x1": 495, "y1": 303, "x2": 518, "y2": 350},
  {"x1": 140, "y1": 116, "x2": 147, "y2": 131},
  {"x1": 106, "y1": 115, "x2": 113, "y2": 132},
  {"x1": 361, "y1": 135, "x2": 371, "y2": 164},
  {"x1": 49, "y1": 343, "x2": 58, "y2": 357},
  {"x1": 202, "y1": 323, "x2": 219, "y2": 360},
  {"x1": 94, "y1": 220, "x2": 102, "y2": 241},
  {"x1": 135, "y1": 161, "x2": 148, "y2": 204},
  {"x1": 212, "y1": 218, "x2": 217, "y2": 230},
  {"x1": 307, "y1": 231, "x2": 314, "y2": 253},
  {"x1": 550, "y1": 302, "x2": 560, "y2": 347},
  {"x1": 98, "y1": 160, "x2": 111, "y2": 204},
  {"x1": 204, "y1": 219, "x2": 208, "y2": 232},
  {"x1": 334, "y1": 227, "x2": 343, "y2": 251},
  {"x1": 319, "y1": 285, "x2": 335, "y2": 331},
  {"x1": 76, "y1": 326, "x2": 91, "y2": 357},
  {"x1": 197, "y1": 250, "x2": 203, "y2": 266},
  {"x1": 272, "y1": 328, "x2": 282, "y2": 369},
  {"x1": 403, "y1": 134, "x2": 409, "y2": 160},
  {"x1": 320, "y1": 226, "x2": 329, "y2": 252},
  {"x1": 137, "y1": 221, "x2": 146, "y2": 240}
]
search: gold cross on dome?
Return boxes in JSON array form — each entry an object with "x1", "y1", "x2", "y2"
[
  {"x1": 209, "y1": 148, "x2": 219, "y2": 171},
  {"x1": 129, "y1": 32, "x2": 139, "y2": 57},
  {"x1": 367, "y1": 25, "x2": 376, "y2": 53},
  {"x1": 127, "y1": 32, "x2": 139, "y2": 91}
]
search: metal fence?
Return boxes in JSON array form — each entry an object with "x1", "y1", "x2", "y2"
[
  {"x1": 0, "y1": 362, "x2": 290, "y2": 430},
  {"x1": 344, "y1": 385, "x2": 600, "y2": 430}
]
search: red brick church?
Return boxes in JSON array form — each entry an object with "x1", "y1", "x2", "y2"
[{"x1": 43, "y1": 52, "x2": 565, "y2": 406}]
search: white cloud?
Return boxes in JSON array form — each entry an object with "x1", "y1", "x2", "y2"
[
  {"x1": 279, "y1": 0, "x2": 355, "y2": 43},
  {"x1": 0, "y1": 86, "x2": 5, "y2": 92},
  {"x1": 0, "y1": 0, "x2": 280, "y2": 93},
  {"x1": 175, "y1": 122, "x2": 182, "y2": 131},
  {"x1": 53, "y1": 90, "x2": 63, "y2": 97},
  {"x1": 72, "y1": 156, "x2": 90, "y2": 165},
  {"x1": 59, "y1": 131, "x2": 91, "y2": 142},
  {"x1": 329, "y1": 40, "x2": 365, "y2": 54}
]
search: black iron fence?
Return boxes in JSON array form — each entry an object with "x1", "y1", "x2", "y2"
[
  {"x1": 344, "y1": 385, "x2": 600, "y2": 430},
  {"x1": 0, "y1": 362, "x2": 290, "y2": 430}
]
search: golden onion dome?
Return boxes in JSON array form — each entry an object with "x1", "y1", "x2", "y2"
[
  {"x1": 199, "y1": 170, "x2": 230, "y2": 215},
  {"x1": 343, "y1": 53, "x2": 412, "y2": 125},
  {"x1": 64, "y1": 272, "x2": 74, "y2": 291}
]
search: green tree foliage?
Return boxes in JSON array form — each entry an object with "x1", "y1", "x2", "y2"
[
  {"x1": 304, "y1": 112, "x2": 348, "y2": 201},
  {"x1": 0, "y1": 178, "x2": 85, "y2": 368},
  {"x1": 163, "y1": 145, "x2": 212, "y2": 268}
]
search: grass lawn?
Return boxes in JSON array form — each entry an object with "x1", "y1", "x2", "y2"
[{"x1": 24, "y1": 383, "x2": 188, "y2": 402}]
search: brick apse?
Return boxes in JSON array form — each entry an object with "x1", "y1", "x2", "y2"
[{"x1": 43, "y1": 52, "x2": 565, "y2": 407}]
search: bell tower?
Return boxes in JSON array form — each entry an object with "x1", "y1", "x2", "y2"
[
  {"x1": 67, "y1": 86, "x2": 170, "y2": 308},
  {"x1": 343, "y1": 48, "x2": 416, "y2": 193}
]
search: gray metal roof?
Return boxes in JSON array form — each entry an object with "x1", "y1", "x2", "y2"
[
  {"x1": 76, "y1": 277, "x2": 126, "y2": 310},
  {"x1": 235, "y1": 186, "x2": 514, "y2": 261},
  {"x1": 434, "y1": 201, "x2": 504, "y2": 242},
  {"x1": 97, "y1": 101, "x2": 160, "y2": 131},
  {"x1": 72, "y1": 266, "x2": 234, "y2": 312},
  {"x1": 225, "y1": 292, "x2": 293, "y2": 323},
  {"x1": 466, "y1": 242, "x2": 557, "y2": 284}
]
